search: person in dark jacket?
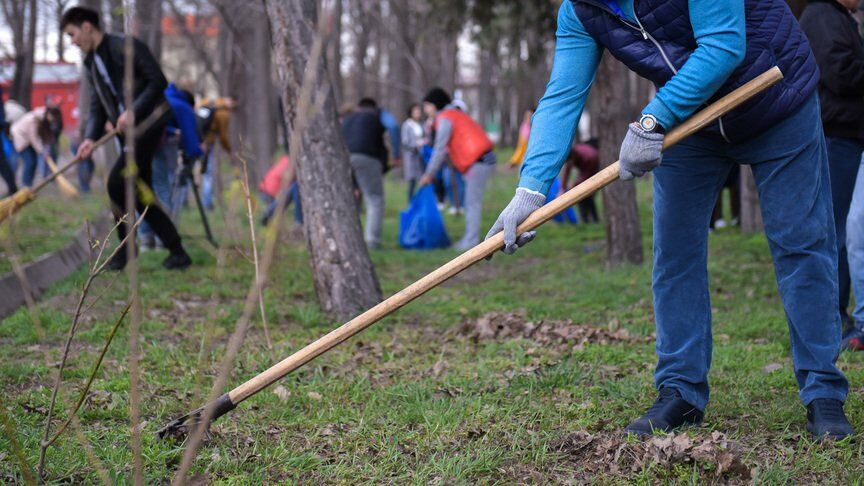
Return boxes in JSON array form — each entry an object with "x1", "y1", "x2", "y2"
[
  {"x1": 341, "y1": 98, "x2": 389, "y2": 249},
  {"x1": 485, "y1": 0, "x2": 853, "y2": 439},
  {"x1": 62, "y1": 6, "x2": 191, "y2": 270},
  {"x1": 801, "y1": 0, "x2": 864, "y2": 351}
]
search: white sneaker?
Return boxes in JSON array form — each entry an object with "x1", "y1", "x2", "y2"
[
  {"x1": 715, "y1": 219, "x2": 728, "y2": 229},
  {"x1": 437, "y1": 202, "x2": 446, "y2": 211},
  {"x1": 448, "y1": 206, "x2": 458, "y2": 215}
]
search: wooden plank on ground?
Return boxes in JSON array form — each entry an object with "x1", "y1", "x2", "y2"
[{"x1": 0, "y1": 216, "x2": 112, "y2": 319}]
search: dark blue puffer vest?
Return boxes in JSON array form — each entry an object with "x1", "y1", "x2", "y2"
[{"x1": 570, "y1": 0, "x2": 819, "y2": 143}]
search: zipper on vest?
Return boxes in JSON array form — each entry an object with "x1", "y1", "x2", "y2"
[
  {"x1": 615, "y1": 10, "x2": 734, "y2": 143},
  {"x1": 717, "y1": 118, "x2": 731, "y2": 142},
  {"x1": 631, "y1": 14, "x2": 678, "y2": 76}
]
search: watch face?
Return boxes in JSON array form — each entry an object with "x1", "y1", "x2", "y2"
[{"x1": 640, "y1": 115, "x2": 657, "y2": 132}]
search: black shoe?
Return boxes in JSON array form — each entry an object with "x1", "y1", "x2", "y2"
[
  {"x1": 162, "y1": 249, "x2": 192, "y2": 270},
  {"x1": 104, "y1": 251, "x2": 129, "y2": 271},
  {"x1": 625, "y1": 388, "x2": 704, "y2": 436},
  {"x1": 806, "y1": 399, "x2": 855, "y2": 440}
]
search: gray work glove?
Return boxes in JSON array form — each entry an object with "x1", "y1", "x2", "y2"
[
  {"x1": 619, "y1": 122, "x2": 664, "y2": 181},
  {"x1": 484, "y1": 187, "x2": 546, "y2": 255}
]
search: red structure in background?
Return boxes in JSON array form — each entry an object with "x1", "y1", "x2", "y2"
[
  {"x1": 161, "y1": 12, "x2": 220, "y2": 37},
  {"x1": 0, "y1": 62, "x2": 81, "y2": 133}
]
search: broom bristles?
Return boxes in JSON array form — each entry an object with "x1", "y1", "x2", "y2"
[
  {"x1": 43, "y1": 154, "x2": 79, "y2": 198},
  {"x1": 0, "y1": 188, "x2": 36, "y2": 224}
]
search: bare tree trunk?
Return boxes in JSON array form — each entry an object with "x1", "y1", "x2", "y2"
[
  {"x1": 441, "y1": 36, "x2": 459, "y2": 93},
  {"x1": 134, "y1": 0, "x2": 162, "y2": 61},
  {"x1": 385, "y1": 0, "x2": 406, "y2": 120},
  {"x1": 266, "y1": 0, "x2": 382, "y2": 319},
  {"x1": 477, "y1": 46, "x2": 496, "y2": 128},
  {"x1": 108, "y1": 0, "x2": 125, "y2": 32},
  {"x1": 368, "y1": 2, "x2": 383, "y2": 102},
  {"x1": 54, "y1": 0, "x2": 70, "y2": 61},
  {"x1": 2, "y1": 0, "x2": 37, "y2": 107},
  {"x1": 214, "y1": 0, "x2": 276, "y2": 183},
  {"x1": 327, "y1": 0, "x2": 344, "y2": 107},
  {"x1": 740, "y1": 165, "x2": 764, "y2": 233},
  {"x1": 595, "y1": 55, "x2": 643, "y2": 266},
  {"x1": 216, "y1": 14, "x2": 233, "y2": 93},
  {"x1": 350, "y1": 0, "x2": 370, "y2": 102}
]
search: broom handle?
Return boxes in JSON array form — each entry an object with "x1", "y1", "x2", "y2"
[
  {"x1": 227, "y1": 66, "x2": 784, "y2": 405},
  {"x1": 31, "y1": 130, "x2": 117, "y2": 193}
]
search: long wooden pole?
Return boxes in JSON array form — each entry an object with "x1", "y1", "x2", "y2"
[{"x1": 158, "y1": 66, "x2": 784, "y2": 437}]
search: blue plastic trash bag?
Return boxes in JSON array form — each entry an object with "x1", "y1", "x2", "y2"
[
  {"x1": 399, "y1": 186, "x2": 451, "y2": 249},
  {"x1": 421, "y1": 145, "x2": 434, "y2": 164},
  {"x1": 548, "y1": 178, "x2": 579, "y2": 224}
]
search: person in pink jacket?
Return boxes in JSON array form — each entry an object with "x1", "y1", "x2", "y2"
[{"x1": 10, "y1": 106, "x2": 63, "y2": 188}]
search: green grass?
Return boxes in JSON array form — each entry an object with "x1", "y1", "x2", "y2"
[
  {"x1": 0, "y1": 188, "x2": 105, "y2": 275},
  {"x1": 1, "y1": 153, "x2": 862, "y2": 483}
]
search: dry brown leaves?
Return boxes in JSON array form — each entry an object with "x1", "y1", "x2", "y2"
[
  {"x1": 553, "y1": 430, "x2": 751, "y2": 481},
  {"x1": 458, "y1": 311, "x2": 652, "y2": 351}
]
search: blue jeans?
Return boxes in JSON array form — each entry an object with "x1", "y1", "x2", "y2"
[
  {"x1": 652, "y1": 93, "x2": 847, "y2": 410},
  {"x1": 36, "y1": 144, "x2": 58, "y2": 179},
  {"x1": 848, "y1": 153, "x2": 864, "y2": 327},
  {"x1": 443, "y1": 165, "x2": 465, "y2": 208},
  {"x1": 261, "y1": 183, "x2": 303, "y2": 224},
  {"x1": 77, "y1": 159, "x2": 95, "y2": 192},
  {"x1": 201, "y1": 148, "x2": 216, "y2": 209},
  {"x1": 16, "y1": 147, "x2": 38, "y2": 187},
  {"x1": 139, "y1": 138, "x2": 176, "y2": 239},
  {"x1": 826, "y1": 137, "x2": 864, "y2": 322}
]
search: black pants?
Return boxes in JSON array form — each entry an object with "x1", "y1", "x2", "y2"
[
  {"x1": 709, "y1": 164, "x2": 741, "y2": 229},
  {"x1": 106, "y1": 123, "x2": 182, "y2": 252},
  {"x1": 0, "y1": 143, "x2": 16, "y2": 195},
  {"x1": 578, "y1": 196, "x2": 598, "y2": 223}
]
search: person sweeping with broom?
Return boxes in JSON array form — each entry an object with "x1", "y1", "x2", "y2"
[
  {"x1": 486, "y1": 0, "x2": 855, "y2": 439},
  {"x1": 60, "y1": 6, "x2": 191, "y2": 270},
  {"x1": 8, "y1": 106, "x2": 63, "y2": 189}
]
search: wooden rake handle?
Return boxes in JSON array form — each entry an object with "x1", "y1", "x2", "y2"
[{"x1": 162, "y1": 67, "x2": 784, "y2": 434}]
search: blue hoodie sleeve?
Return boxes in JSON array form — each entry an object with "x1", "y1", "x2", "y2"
[
  {"x1": 518, "y1": 1, "x2": 601, "y2": 195},
  {"x1": 380, "y1": 109, "x2": 401, "y2": 159},
  {"x1": 642, "y1": 0, "x2": 746, "y2": 129},
  {"x1": 168, "y1": 98, "x2": 204, "y2": 159}
]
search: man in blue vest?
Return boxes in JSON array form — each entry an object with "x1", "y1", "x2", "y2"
[{"x1": 485, "y1": 0, "x2": 854, "y2": 439}]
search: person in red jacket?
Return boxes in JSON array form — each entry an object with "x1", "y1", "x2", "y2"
[{"x1": 419, "y1": 88, "x2": 497, "y2": 251}]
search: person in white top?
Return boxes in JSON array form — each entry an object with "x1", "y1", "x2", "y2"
[
  {"x1": 9, "y1": 106, "x2": 63, "y2": 188},
  {"x1": 400, "y1": 103, "x2": 426, "y2": 202}
]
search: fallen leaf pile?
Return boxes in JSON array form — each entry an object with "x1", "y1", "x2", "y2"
[
  {"x1": 553, "y1": 430, "x2": 751, "y2": 480},
  {"x1": 458, "y1": 311, "x2": 652, "y2": 350}
]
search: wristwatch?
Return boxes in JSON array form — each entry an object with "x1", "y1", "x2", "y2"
[{"x1": 639, "y1": 114, "x2": 665, "y2": 134}]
